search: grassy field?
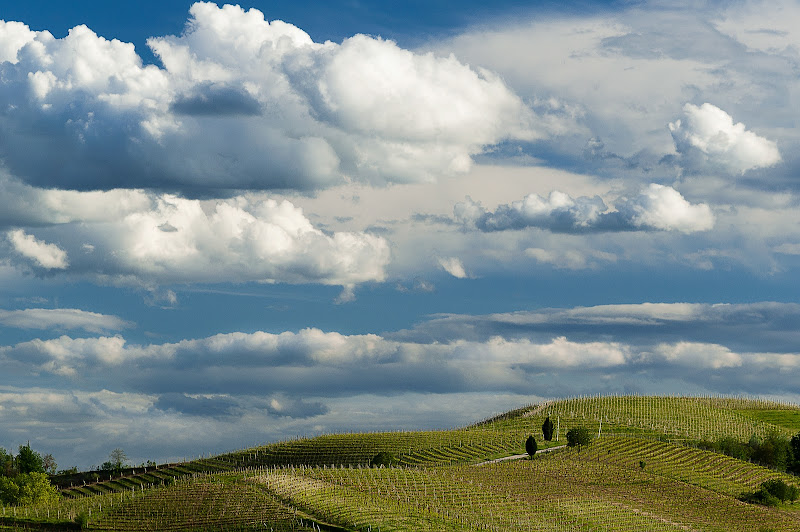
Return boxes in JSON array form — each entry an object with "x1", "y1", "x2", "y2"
[{"x1": 5, "y1": 395, "x2": 800, "y2": 531}]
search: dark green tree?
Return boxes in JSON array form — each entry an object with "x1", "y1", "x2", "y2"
[
  {"x1": 0, "y1": 448, "x2": 14, "y2": 477},
  {"x1": 16, "y1": 444, "x2": 43, "y2": 474},
  {"x1": 525, "y1": 435, "x2": 538, "y2": 457},
  {"x1": 566, "y1": 427, "x2": 592, "y2": 447},
  {"x1": 751, "y1": 431, "x2": 790, "y2": 471},
  {"x1": 370, "y1": 452, "x2": 397, "y2": 467},
  {"x1": 789, "y1": 432, "x2": 800, "y2": 474},
  {"x1": 542, "y1": 417, "x2": 554, "y2": 442}
]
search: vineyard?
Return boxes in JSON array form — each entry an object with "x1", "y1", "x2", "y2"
[{"x1": 3, "y1": 395, "x2": 800, "y2": 531}]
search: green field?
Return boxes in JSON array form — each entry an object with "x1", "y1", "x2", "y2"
[{"x1": 4, "y1": 395, "x2": 800, "y2": 531}]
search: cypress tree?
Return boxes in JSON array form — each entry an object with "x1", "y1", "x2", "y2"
[
  {"x1": 525, "y1": 435, "x2": 538, "y2": 457},
  {"x1": 542, "y1": 416, "x2": 554, "y2": 441}
]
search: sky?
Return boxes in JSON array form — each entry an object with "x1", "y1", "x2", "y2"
[{"x1": 1, "y1": 0, "x2": 800, "y2": 470}]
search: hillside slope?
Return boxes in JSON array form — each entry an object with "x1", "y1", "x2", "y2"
[{"x1": 4, "y1": 395, "x2": 800, "y2": 531}]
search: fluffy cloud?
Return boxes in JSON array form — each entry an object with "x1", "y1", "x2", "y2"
[
  {"x1": 2, "y1": 193, "x2": 390, "y2": 289},
  {"x1": 618, "y1": 184, "x2": 715, "y2": 233},
  {"x1": 669, "y1": 103, "x2": 781, "y2": 174},
  {"x1": 455, "y1": 184, "x2": 713, "y2": 234},
  {"x1": 644, "y1": 342, "x2": 742, "y2": 370},
  {"x1": 437, "y1": 257, "x2": 468, "y2": 278},
  {"x1": 0, "y1": 308, "x2": 132, "y2": 333},
  {"x1": 6, "y1": 229, "x2": 68, "y2": 269},
  {"x1": 0, "y1": 2, "x2": 536, "y2": 193}
]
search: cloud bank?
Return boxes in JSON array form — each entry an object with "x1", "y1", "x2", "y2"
[
  {"x1": 0, "y1": 2, "x2": 536, "y2": 193},
  {"x1": 455, "y1": 184, "x2": 714, "y2": 234},
  {"x1": 3, "y1": 300, "x2": 800, "y2": 468}
]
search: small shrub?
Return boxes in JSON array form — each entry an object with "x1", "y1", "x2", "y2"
[
  {"x1": 75, "y1": 511, "x2": 89, "y2": 529},
  {"x1": 566, "y1": 427, "x2": 592, "y2": 447},
  {"x1": 639, "y1": 460, "x2": 646, "y2": 470}
]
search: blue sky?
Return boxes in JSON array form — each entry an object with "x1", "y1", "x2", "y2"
[{"x1": 2, "y1": 0, "x2": 800, "y2": 469}]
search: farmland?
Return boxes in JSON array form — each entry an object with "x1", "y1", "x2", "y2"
[{"x1": 3, "y1": 395, "x2": 800, "y2": 531}]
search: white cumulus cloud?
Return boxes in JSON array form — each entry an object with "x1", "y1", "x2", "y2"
[
  {"x1": 0, "y1": 2, "x2": 536, "y2": 193},
  {"x1": 49, "y1": 194, "x2": 390, "y2": 288},
  {"x1": 6, "y1": 229, "x2": 68, "y2": 269},
  {"x1": 456, "y1": 184, "x2": 713, "y2": 233},
  {"x1": 437, "y1": 257, "x2": 468, "y2": 278},
  {"x1": 669, "y1": 103, "x2": 781, "y2": 174},
  {"x1": 618, "y1": 184, "x2": 714, "y2": 233}
]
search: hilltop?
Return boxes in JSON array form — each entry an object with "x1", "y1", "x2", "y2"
[{"x1": 3, "y1": 395, "x2": 800, "y2": 531}]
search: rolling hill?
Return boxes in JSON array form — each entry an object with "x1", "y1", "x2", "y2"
[{"x1": 3, "y1": 395, "x2": 800, "y2": 531}]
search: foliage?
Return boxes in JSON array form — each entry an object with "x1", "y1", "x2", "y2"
[
  {"x1": 41, "y1": 453, "x2": 57, "y2": 475},
  {"x1": 370, "y1": 451, "x2": 397, "y2": 467},
  {"x1": 526, "y1": 435, "x2": 538, "y2": 457},
  {"x1": 0, "y1": 476, "x2": 19, "y2": 504},
  {"x1": 15, "y1": 445, "x2": 44, "y2": 475},
  {"x1": 0, "y1": 472, "x2": 58, "y2": 505},
  {"x1": 542, "y1": 417, "x2": 554, "y2": 441},
  {"x1": 110, "y1": 448, "x2": 128, "y2": 468},
  {"x1": 697, "y1": 432, "x2": 793, "y2": 471},
  {"x1": 74, "y1": 511, "x2": 89, "y2": 529},
  {"x1": 751, "y1": 431, "x2": 791, "y2": 471},
  {"x1": 789, "y1": 432, "x2": 800, "y2": 474},
  {"x1": 566, "y1": 427, "x2": 591, "y2": 447},
  {"x1": 0, "y1": 448, "x2": 13, "y2": 477},
  {"x1": 742, "y1": 479, "x2": 799, "y2": 507}
]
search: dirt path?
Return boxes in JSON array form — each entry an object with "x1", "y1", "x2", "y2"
[{"x1": 474, "y1": 444, "x2": 566, "y2": 466}]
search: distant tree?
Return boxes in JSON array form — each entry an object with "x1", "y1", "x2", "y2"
[
  {"x1": 566, "y1": 427, "x2": 592, "y2": 448},
  {"x1": 525, "y1": 435, "x2": 538, "y2": 458},
  {"x1": 370, "y1": 452, "x2": 397, "y2": 467},
  {"x1": 107, "y1": 448, "x2": 128, "y2": 472},
  {"x1": 542, "y1": 417, "x2": 554, "y2": 442},
  {"x1": 16, "y1": 444, "x2": 44, "y2": 474},
  {"x1": 41, "y1": 453, "x2": 57, "y2": 475}
]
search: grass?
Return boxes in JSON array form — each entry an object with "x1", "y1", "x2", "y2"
[{"x1": 737, "y1": 409, "x2": 800, "y2": 431}]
